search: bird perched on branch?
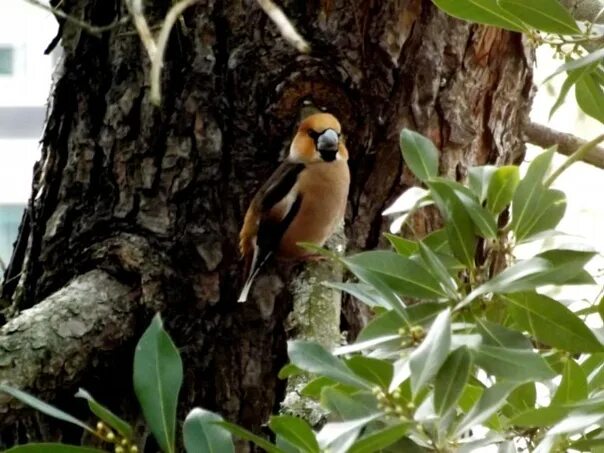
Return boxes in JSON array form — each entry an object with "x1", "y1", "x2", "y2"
[{"x1": 238, "y1": 112, "x2": 350, "y2": 303}]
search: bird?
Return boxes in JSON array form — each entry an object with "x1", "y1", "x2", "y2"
[{"x1": 238, "y1": 112, "x2": 350, "y2": 303}]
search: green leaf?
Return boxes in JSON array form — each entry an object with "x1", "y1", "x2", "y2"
[
  {"x1": 276, "y1": 435, "x2": 302, "y2": 453},
  {"x1": 423, "y1": 228, "x2": 452, "y2": 254},
  {"x1": 474, "y1": 344, "x2": 556, "y2": 381},
  {"x1": 546, "y1": 50, "x2": 604, "y2": 82},
  {"x1": 217, "y1": 421, "x2": 285, "y2": 453},
  {"x1": 384, "y1": 234, "x2": 418, "y2": 256},
  {"x1": 301, "y1": 377, "x2": 338, "y2": 399},
  {"x1": 434, "y1": 346, "x2": 472, "y2": 416},
  {"x1": 278, "y1": 364, "x2": 303, "y2": 379},
  {"x1": 517, "y1": 189, "x2": 566, "y2": 240},
  {"x1": 0, "y1": 385, "x2": 92, "y2": 433},
  {"x1": 183, "y1": 408, "x2": 234, "y2": 453},
  {"x1": 486, "y1": 166, "x2": 520, "y2": 214},
  {"x1": 343, "y1": 251, "x2": 448, "y2": 300},
  {"x1": 399, "y1": 129, "x2": 440, "y2": 182},
  {"x1": 321, "y1": 387, "x2": 377, "y2": 420},
  {"x1": 552, "y1": 359, "x2": 587, "y2": 405},
  {"x1": 287, "y1": 341, "x2": 371, "y2": 389},
  {"x1": 464, "y1": 248, "x2": 593, "y2": 306},
  {"x1": 337, "y1": 263, "x2": 408, "y2": 316},
  {"x1": 469, "y1": 165, "x2": 497, "y2": 202},
  {"x1": 475, "y1": 317, "x2": 532, "y2": 349},
  {"x1": 505, "y1": 292, "x2": 604, "y2": 353},
  {"x1": 431, "y1": 0, "x2": 526, "y2": 32},
  {"x1": 75, "y1": 389, "x2": 133, "y2": 440},
  {"x1": 3, "y1": 445, "x2": 106, "y2": 453},
  {"x1": 581, "y1": 352, "x2": 604, "y2": 376},
  {"x1": 409, "y1": 309, "x2": 452, "y2": 395},
  {"x1": 455, "y1": 190, "x2": 498, "y2": 239},
  {"x1": 269, "y1": 416, "x2": 319, "y2": 453},
  {"x1": 460, "y1": 257, "x2": 551, "y2": 308},
  {"x1": 317, "y1": 415, "x2": 381, "y2": 451},
  {"x1": 458, "y1": 384, "x2": 483, "y2": 413},
  {"x1": 510, "y1": 406, "x2": 570, "y2": 427},
  {"x1": 455, "y1": 381, "x2": 519, "y2": 436},
  {"x1": 346, "y1": 357, "x2": 393, "y2": 388},
  {"x1": 431, "y1": 178, "x2": 498, "y2": 239},
  {"x1": 418, "y1": 241, "x2": 458, "y2": 297},
  {"x1": 325, "y1": 282, "x2": 390, "y2": 310},
  {"x1": 576, "y1": 73, "x2": 604, "y2": 124},
  {"x1": 510, "y1": 148, "x2": 555, "y2": 239},
  {"x1": 133, "y1": 314, "x2": 183, "y2": 453},
  {"x1": 357, "y1": 310, "x2": 404, "y2": 342},
  {"x1": 570, "y1": 437, "x2": 604, "y2": 451},
  {"x1": 549, "y1": 62, "x2": 599, "y2": 119},
  {"x1": 405, "y1": 302, "x2": 445, "y2": 326},
  {"x1": 504, "y1": 382, "x2": 536, "y2": 416},
  {"x1": 521, "y1": 249, "x2": 594, "y2": 287},
  {"x1": 428, "y1": 181, "x2": 476, "y2": 267},
  {"x1": 357, "y1": 303, "x2": 442, "y2": 345},
  {"x1": 348, "y1": 423, "x2": 410, "y2": 453},
  {"x1": 564, "y1": 269, "x2": 597, "y2": 285},
  {"x1": 549, "y1": 411, "x2": 604, "y2": 435},
  {"x1": 498, "y1": 0, "x2": 580, "y2": 34}
]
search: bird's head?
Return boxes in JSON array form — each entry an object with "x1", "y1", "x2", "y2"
[{"x1": 289, "y1": 113, "x2": 348, "y2": 163}]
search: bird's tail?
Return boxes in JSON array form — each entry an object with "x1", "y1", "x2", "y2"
[{"x1": 238, "y1": 248, "x2": 272, "y2": 303}]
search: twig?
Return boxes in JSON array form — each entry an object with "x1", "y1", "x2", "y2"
[
  {"x1": 151, "y1": 0, "x2": 198, "y2": 105},
  {"x1": 545, "y1": 132, "x2": 604, "y2": 186},
  {"x1": 23, "y1": 0, "x2": 129, "y2": 36},
  {"x1": 127, "y1": 0, "x2": 158, "y2": 57},
  {"x1": 126, "y1": 0, "x2": 198, "y2": 106},
  {"x1": 524, "y1": 122, "x2": 604, "y2": 169},
  {"x1": 256, "y1": 0, "x2": 310, "y2": 53}
]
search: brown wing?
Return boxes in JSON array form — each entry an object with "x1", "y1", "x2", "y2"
[{"x1": 239, "y1": 161, "x2": 305, "y2": 260}]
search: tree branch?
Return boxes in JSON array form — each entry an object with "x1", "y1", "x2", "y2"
[
  {"x1": 523, "y1": 122, "x2": 604, "y2": 169},
  {"x1": 0, "y1": 270, "x2": 136, "y2": 424},
  {"x1": 256, "y1": 0, "x2": 310, "y2": 53}
]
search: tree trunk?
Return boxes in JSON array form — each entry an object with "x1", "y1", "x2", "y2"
[{"x1": 0, "y1": 0, "x2": 533, "y2": 449}]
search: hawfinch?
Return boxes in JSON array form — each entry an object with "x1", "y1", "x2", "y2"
[{"x1": 238, "y1": 112, "x2": 350, "y2": 302}]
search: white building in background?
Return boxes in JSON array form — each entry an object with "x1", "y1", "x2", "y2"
[{"x1": 0, "y1": 0, "x2": 57, "y2": 266}]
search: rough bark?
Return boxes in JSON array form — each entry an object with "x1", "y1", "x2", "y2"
[
  {"x1": 0, "y1": 271, "x2": 134, "y2": 425},
  {"x1": 0, "y1": 0, "x2": 533, "y2": 449}
]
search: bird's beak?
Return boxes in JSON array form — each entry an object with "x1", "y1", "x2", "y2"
[{"x1": 317, "y1": 129, "x2": 339, "y2": 161}]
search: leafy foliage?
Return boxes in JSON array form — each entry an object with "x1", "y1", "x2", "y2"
[{"x1": 431, "y1": 0, "x2": 604, "y2": 125}]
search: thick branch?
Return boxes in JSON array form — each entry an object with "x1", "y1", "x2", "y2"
[
  {"x1": 524, "y1": 122, "x2": 604, "y2": 169},
  {"x1": 280, "y1": 223, "x2": 346, "y2": 425},
  {"x1": 0, "y1": 271, "x2": 136, "y2": 424}
]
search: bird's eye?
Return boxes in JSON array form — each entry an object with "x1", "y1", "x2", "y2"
[{"x1": 308, "y1": 130, "x2": 320, "y2": 141}]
